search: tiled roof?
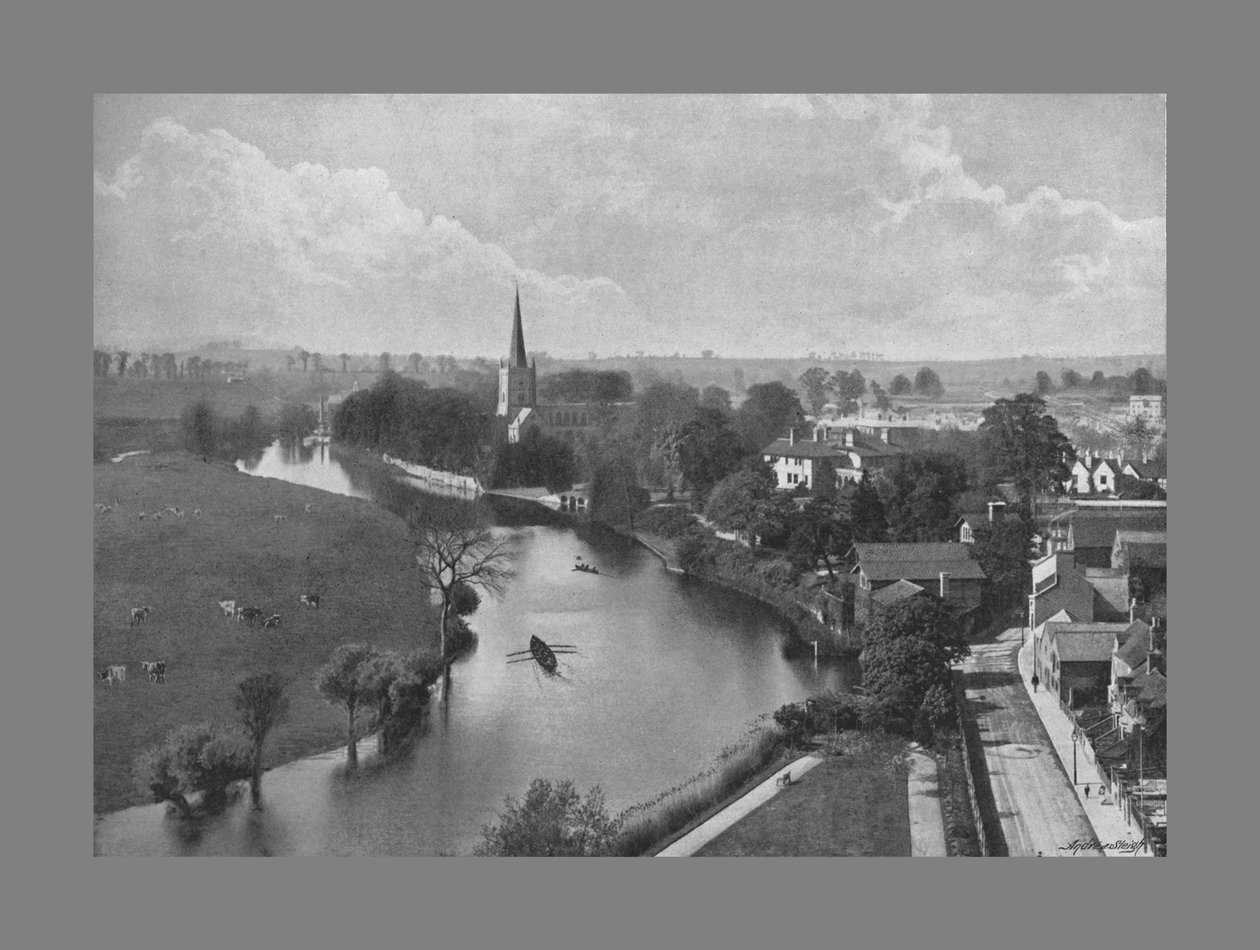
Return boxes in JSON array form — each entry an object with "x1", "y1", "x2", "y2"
[
  {"x1": 1032, "y1": 560, "x2": 1096, "y2": 623},
  {"x1": 852, "y1": 542, "x2": 988, "y2": 582},
  {"x1": 1045, "y1": 624, "x2": 1125, "y2": 662},
  {"x1": 1125, "y1": 459, "x2": 1167, "y2": 479},
  {"x1": 870, "y1": 579, "x2": 928, "y2": 606},
  {"x1": 762, "y1": 439, "x2": 849, "y2": 459},
  {"x1": 1115, "y1": 621, "x2": 1154, "y2": 669},
  {"x1": 1070, "y1": 512, "x2": 1167, "y2": 549}
]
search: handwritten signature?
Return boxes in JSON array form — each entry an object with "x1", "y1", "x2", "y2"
[{"x1": 1058, "y1": 837, "x2": 1145, "y2": 855}]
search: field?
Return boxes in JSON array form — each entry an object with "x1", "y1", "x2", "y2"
[
  {"x1": 693, "y1": 733, "x2": 911, "y2": 856},
  {"x1": 93, "y1": 452, "x2": 440, "y2": 813}
]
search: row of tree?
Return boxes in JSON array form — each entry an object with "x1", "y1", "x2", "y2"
[
  {"x1": 795, "y1": 366, "x2": 945, "y2": 415},
  {"x1": 94, "y1": 349, "x2": 249, "y2": 380},
  {"x1": 1036, "y1": 365, "x2": 1166, "y2": 397}
]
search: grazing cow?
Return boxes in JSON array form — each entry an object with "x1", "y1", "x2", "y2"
[
  {"x1": 140, "y1": 660, "x2": 166, "y2": 683},
  {"x1": 273, "y1": 513, "x2": 287, "y2": 523},
  {"x1": 153, "y1": 512, "x2": 162, "y2": 521},
  {"x1": 193, "y1": 508, "x2": 202, "y2": 518},
  {"x1": 304, "y1": 503, "x2": 313, "y2": 514},
  {"x1": 238, "y1": 606, "x2": 264, "y2": 627},
  {"x1": 218, "y1": 599, "x2": 236, "y2": 618},
  {"x1": 138, "y1": 511, "x2": 145, "y2": 521},
  {"x1": 263, "y1": 614, "x2": 282, "y2": 629},
  {"x1": 98, "y1": 665, "x2": 126, "y2": 686},
  {"x1": 299, "y1": 593, "x2": 321, "y2": 609},
  {"x1": 129, "y1": 605, "x2": 151, "y2": 628}
]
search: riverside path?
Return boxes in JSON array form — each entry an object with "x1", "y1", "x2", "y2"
[{"x1": 958, "y1": 627, "x2": 1102, "y2": 856}]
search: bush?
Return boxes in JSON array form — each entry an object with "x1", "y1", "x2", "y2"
[
  {"x1": 637, "y1": 505, "x2": 699, "y2": 539},
  {"x1": 134, "y1": 722, "x2": 253, "y2": 817},
  {"x1": 474, "y1": 778, "x2": 623, "y2": 856}
]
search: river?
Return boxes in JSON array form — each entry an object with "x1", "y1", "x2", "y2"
[{"x1": 93, "y1": 439, "x2": 859, "y2": 855}]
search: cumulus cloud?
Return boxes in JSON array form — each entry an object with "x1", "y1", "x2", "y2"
[{"x1": 93, "y1": 117, "x2": 641, "y2": 354}]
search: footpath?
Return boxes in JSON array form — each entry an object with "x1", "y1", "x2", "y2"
[{"x1": 1016, "y1": 637, "x2": 1151, "y2": 857}]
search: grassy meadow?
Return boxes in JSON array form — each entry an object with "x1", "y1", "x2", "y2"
[
  {"x1": 692, "y1": 732, "x2": 911, "y2": 856},
  {"x1": 93, "y1": 451, "x2": 440, "y2": 813}
]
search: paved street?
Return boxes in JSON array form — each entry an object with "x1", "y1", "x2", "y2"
[{"x1": 958, "y1": 628, "x2": 1101, "y2": 856}]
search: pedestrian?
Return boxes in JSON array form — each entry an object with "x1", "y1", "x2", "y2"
[
  {"x1": 1031, "y1": 673, "x2": 1040, "y2": 693},
  {"x1": 1084, "y1": 784, "x2": 1091, "y2": 799}
]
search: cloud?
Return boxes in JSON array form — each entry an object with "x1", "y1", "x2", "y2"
[{"x1": 93, "y1": 118, "x2": 641, "y2": 354}]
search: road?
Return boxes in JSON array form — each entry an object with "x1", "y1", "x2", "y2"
[{"x1": 959, "y1": 628, "x2": 1102, "y2": 856}]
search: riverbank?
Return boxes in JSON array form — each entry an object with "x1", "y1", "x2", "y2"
[{"x1": 93, "y1": 450, "x2": 442, "y2": 813}]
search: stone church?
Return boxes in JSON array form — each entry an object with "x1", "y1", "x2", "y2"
[{"x1": 498, "y1": 289, "x2": 605, "y2": 444}]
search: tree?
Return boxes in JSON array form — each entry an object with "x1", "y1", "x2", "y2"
[
  {"x1": 970, "y1": 514, "x2": 1036, "y2": 613},
  {"x1": 877, "y1": 452, "x2": 969, "y2": 542},
  {"x1": 378, "y1": 352, "x2": 392, "y2": 374},
  {"x1": 315, "y1": 644, "x2": 378, "y2": 768},
  {"x1": 913, "y1": 367, "x2": 944, "y2": 398},
  {"x1": 474, "y1": 778, "x2": 623, "y2": 855},
  {"x1": 787, "y1": 495, "x2": 851, "y2": 576},
  {"x1": 703, "y1": 465, "x2": 787, "y2": 548},
  {"x1": 979, "y1": 394, "x2": 1073, "y2": 515},
  {"x1": 312, "y1": 353, "x2": 325, "y2": 375},
  {"x1": 1120, "y1": 416, "x2": 1154, "y2": 460},
  {"x1": 860, "y1": 598, "x2": 969, "y2": 734},
  {"x1": 798, "y1": 367, "x2": 831, "y2": 415},
  {"x1": 285, "y1": 354, "x2": 296, "y2": 373},
  {"x1": 115, "y1": 350, "x2": 130, "y2": 378},
  {"x1": 869, "y1": 381, "x2": 892, "y2": 412},
  {"x1": 409, "y1": 505, "x2": 514, "y2": 667},
  {"x1": 1035, "y1": 370, "x2": 1054, "y2": 394},
  {"x1": 339, "y1": 352, "x2": 350, "y2": 374},
  {"x1": 888, "y1": 374, "x2": 913, "y2": 396},
  {"x1": 1061, "y1": 369, "x2": 1083, "y2": 389},
  {"x1": 1089, "y1": 370, "x2": 1106, "y2": 388},
  {"x1": 298, "y1": 349, "x2": 310, "y2": 373},
  {"x1": 408, "y1": 352, "x2": 422, "y2": 374},
  {"x1": 849, "y1": 476, "x2": 888, "y2": 542},
  {"x1": 677, "y1": 407, "x2": 746, "y2": 505},
  {"x1": 735, "y1": 382, "x2": 805, "y2": 453},
  {"x1": 773, "y1": 703, "x2": 810, "y2": 750},
  {"x1": 234, "y1": 672, "x2": 290, "y2": 808},
  {"x1": 134, "y1": 723, "x2": 253, "y2": 818},
  {"x1": 830, "y1": 368, "x2": 867, "y2": 410},
  {"x1": 1130, "y1": 366, "x2": 1155, "y2": 395},
  {"x1": 699, "y1": 385, "x2": 732, "y2": 414},
  {"x1": 181, "y1": 399, "x2": 219, "y2": 455}
]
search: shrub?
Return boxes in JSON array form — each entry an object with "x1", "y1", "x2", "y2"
[
  {"x1": 637, "y1": 505, "x2": 699, "y2": 538},
  {"x1": 474, "y1": 779, "x2": 623, "y2": 856},
  {"x1": 134, "y1": 722, "x2": 253, "y2": 817}
]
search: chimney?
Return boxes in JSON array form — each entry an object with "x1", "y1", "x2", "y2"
[
  {"x1": 814, "y1": 426, "x2": 824, "y2": 442},
  {"x1": 844, "y1": 430, "x2": 854, "y2": 447},
  {"x1": 789, "y1": 427, "x2": 797, "y2": 446},
  {"x1": 1129, "y1": 598, "x2": 1137, "y2": 623},
  {"x1": 880, "y1": 427, "x2": 890, "y2": 444},
  {"x1": 988, "y1": 501, "x2": 1006, "y2": 523},
  {"x1": 939, "y1": 572, "x2": 951, "y2": 599}
]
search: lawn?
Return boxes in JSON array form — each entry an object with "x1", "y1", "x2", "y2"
[
  {"x1": 693, "y1": 734, "x2": 911, "y2": 856},
  {"x1": 93, "y1": 451, "x2": 441, "y2": 813}
]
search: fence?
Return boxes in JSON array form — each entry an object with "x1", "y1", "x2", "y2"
[{"x1": 951, "y1": 670, "x2": 989, "y2": 856}]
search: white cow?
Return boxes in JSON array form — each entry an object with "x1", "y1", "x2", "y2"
[
  {"x1": 98, "y1": 665, "x2": 126, "y2": 686},
  {"x1": 273, "y1": 513, "x2": 287, "y2": 523},
  {"x1": 129, "y1": 605, "x2": 151, "y2": 628},
  {"x1": 218, "y1": 599, "x2": 236, "y2": 618}
]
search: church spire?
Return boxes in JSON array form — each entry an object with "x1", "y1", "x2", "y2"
[{"x1": 508, "y1": 284, "x2": 528, "y2": 368}]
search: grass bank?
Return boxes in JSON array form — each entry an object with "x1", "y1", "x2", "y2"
[
  {"x1": 691, "y1": 731, "x2": 911, "y2": 856},
  {"x1": 93, "y1": 451, "x2": 441, "y2": 813}
]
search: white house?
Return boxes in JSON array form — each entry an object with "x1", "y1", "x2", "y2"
[
  {"x1": 1067, "y1": 455, "x2": 1123, "y2": 495},
  {"x1": 1128, "y1": 394, "x2": 1165, "y2": 421},
  {"x1": 762, "y1": 425, "x2": 903, "y2": 491}
]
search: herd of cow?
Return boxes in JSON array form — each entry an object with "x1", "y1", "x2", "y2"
[
  {"x1": 96, "y1": 495, "x2": 325, "y2": 688},
  {"x1": 98, "y1": 591, "x2": 324, "y2": 687}
]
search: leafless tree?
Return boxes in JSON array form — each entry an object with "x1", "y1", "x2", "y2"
[{"x1": 409, "y1": 505, "x2": 515, "y2": 671}]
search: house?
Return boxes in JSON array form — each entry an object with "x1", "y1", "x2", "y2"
[
  {"x1": 1044, "y1": 509, "x2": 1167, "y2": 567},
  {"x1": 1066, "y1": 456, "x2": 1123, "y2": 495},
  {"x1": 1028, "y1": 549, "x2": 1139, "y2": 632},
  {"x1": 1122, "y1": 458, "x2": 1167, "y2": 491},
  {"x1": 1128, "y1": 394, "x2": 1166, "y2": 421},
  {"x1": 762, "y1": 425, "x2": 904, "y2": 491},
  {"x1": 849, "y1": 542, "x2": 987, "y2": 614},
  {"x1": 1035, "y1": 619, "x2": 1129, "y2": 707},
  {"x1": 1109, "y1": 620, "x2": 1163, "y2": 714},
  {"x1": 955, "y1": 500, "x2": 1008, "y2": 544}
]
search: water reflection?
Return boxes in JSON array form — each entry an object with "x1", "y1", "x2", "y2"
[{"x1": 98, "y1": 443, "x2": 860, "y2": 855}]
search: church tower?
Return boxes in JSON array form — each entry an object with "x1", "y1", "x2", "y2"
[{"x1": 497, "y1": 287, "x2": 537, "y2": 417}]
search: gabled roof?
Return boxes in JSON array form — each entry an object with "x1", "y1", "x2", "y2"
[
  {"x1": 851, "y1": 542, "x2": 988, "y2": 582},
  {"x1": 1115, "y1": 621, "x2": 1154, "y2": 669},
  {"x1": 1124, "y1": 458, "x2": 1167, "y2": 479},
  {"x1": 1044, "y1": 623, "x2": 1126, "y2": 662},
  {"x1": 1032, "y1": 558, "x2": 1096, "y2": 622},
  {"x1": 1090, "y1": 457, "x2": 1122, "y2": 474},
  {"x1": 870, "y1": 579, "x2": 928, "y2": 606},
  {"x1": 761, "y1": 439, "x2": 850, "y2": 460}
]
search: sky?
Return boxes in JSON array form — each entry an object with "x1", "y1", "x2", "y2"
[{"x1": 94, "y1": 94, "x2": 1165, "y2": 360}]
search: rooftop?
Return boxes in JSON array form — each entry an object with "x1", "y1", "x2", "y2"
[
  {"x1": 870, "y1": 579, "x2": 928, "y2": 606},
  {"x1": 851, "y1": 542, "x2": 988, "y2": 582},
  {"x1": 1044, "y1": 623, "x2": 1126, "y2": 662}
]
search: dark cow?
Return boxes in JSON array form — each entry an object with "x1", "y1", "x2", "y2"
[
  {"x1": 140, "y1": 660, "x2": 166, "y2": 683},
  {"x1": 262, "y1": 614, "x2": 282, "y2": 629},
  {"x1": 299, "y1": 593, "x2": 321, "y2": 609},
  {"x1": 237, "y1": 606, "x2": 265, "y2": 627},
  {"x1": 129, "y1": 606, "x2": 151, "y2": 628}
]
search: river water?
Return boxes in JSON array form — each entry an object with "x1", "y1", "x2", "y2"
[{"x1": 94, "y1": 439, "x2": 858, "y2": 855}]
